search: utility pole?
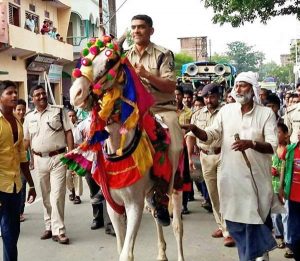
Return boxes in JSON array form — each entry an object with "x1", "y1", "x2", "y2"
[
  {"x1": 99, "y1": 0, "x2": 105, "y2": 35},
  {"x1": 209, "y1": 39, "x2": 212, "y2": 62},
  {"x1": 195, "y1": 37, "x2": 198, "y2": 61}
]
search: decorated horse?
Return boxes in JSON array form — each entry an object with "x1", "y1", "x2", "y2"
[{"x1": 63, "y1": 35, "x2": 184, "y2": 261}]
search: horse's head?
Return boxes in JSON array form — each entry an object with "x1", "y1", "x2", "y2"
[{"x1": 70, "y1": 35, "x2": 126, "y2": 109}]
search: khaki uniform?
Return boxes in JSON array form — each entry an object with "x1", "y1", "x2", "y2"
[
  {"x1": 24, "y1": 105, "x2": 72, "y2": 236},
  {"x1": 127, "y1": 42, "x2": 183, "y2": 191},
  {"x1": 187, "y1": 105, "x2": 229, "y2": 237},
  {"x1": 284, "y1": 103, "x2": 300, "y2": 144}
]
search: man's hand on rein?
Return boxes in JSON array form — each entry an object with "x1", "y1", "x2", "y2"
[{"x1": 134, "y1": 63, "x2": 150, "y2": 79}]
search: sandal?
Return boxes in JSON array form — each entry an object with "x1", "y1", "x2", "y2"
[
  {"x1": 69, "y1": 193, "x2": 75, "y2": 201},
  {"x1": 284, "y1": 248, "x2": 294, "y2": 259},
  {"x1": 74, "y1": 196, "x2": 81, "y2": 204}
]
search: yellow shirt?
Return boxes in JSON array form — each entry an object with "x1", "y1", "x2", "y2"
[{"x1": 0, "y1": 112, "x2": 27, "y2": 193}]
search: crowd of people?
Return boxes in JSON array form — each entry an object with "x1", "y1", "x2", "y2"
[
  {"x1": 1, "y1": 13, "x2": 300, "y2": 261},
  {"x1": 25, "y1": 15, "x2": 64, "y2": 42}
]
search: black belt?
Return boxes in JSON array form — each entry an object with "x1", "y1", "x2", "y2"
[{"x1": 33, "y1": 147, "x2": 66, "y2": 157}]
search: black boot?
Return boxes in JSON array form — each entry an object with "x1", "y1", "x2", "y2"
[{"x1": 91, "y1": 203, "x2": 104, "y2": 230}]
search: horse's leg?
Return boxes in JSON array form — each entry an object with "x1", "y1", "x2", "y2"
[
  {"x1": 119, "y1": 200, "x2": 144, "y2": 261},
  {"x1": 107, "y1": 203, "x2": 126, "y2": 255},
  {"x1": 172, "y1": 190, "x2": 185, "y2": 261},
  {"x1": 154, "y1": 219, "x2": 168, "y2": 261}
]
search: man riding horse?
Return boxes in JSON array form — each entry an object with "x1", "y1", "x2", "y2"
[{"x1": 127, "y1": 14, "x2": 183, "y2": 226}]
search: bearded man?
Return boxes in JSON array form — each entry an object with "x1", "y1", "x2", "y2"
[{"x1": 184, "y1": 72, "x2": 278, "y2": 261}]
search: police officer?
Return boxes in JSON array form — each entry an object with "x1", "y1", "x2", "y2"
[
  {"x1": 24, "y1": 85, "x2": 74, "y2": 244},
  {"x1": 186, "y1": 83, "x2": 235, "y2": 247},
  {"x1": 127, "y1": 14, "x2": 183, "y2": 226},
  {"x1": 284, "y1": 102, "x2": 300, "y2": 143}
]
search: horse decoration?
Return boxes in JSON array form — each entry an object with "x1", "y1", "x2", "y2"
[{"x1": 62, "y1": 35, "x2": 185, "y2": 261}]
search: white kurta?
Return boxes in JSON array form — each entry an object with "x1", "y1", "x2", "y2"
[{"x1": 204, "y1": 102, "x2": 278, "y2": 224}]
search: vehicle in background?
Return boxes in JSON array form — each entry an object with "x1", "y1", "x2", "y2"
[
  {"x1": 177, "y1": 61, "x2": 237, "y2": 92},
  {"x1": 260, "y1": 77, "x2": 277, "y2": 93}
]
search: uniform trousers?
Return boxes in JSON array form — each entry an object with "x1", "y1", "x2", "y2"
[
  {"x1": 34, "y1": 153, "x2": 67, "y2": 236},
  {"x1": 66, "y1": 170, "x2": 83, "y2": 196},
  {"x1": 155, "y1": 110, "x2": 183, "y2": 193},
  {"x1": 0, "y1": 188, "x2": 21, "y2": 261},
  {"x1": 200, "y1": 152, "x2": 229, "y2": 237}
]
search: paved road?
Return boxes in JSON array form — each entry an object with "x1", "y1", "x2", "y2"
[{"x1": 1, "y1": 176, "x2": 286, "y2": 261}]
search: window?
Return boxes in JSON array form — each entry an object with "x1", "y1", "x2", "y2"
[
  {"x1": 8, "y1": 3, "x2": 20, "y2": 26},
  {"x1": 44, "y1": 11, "x2": 49, "y2": 18},
  {"x1": 25, "y1": 12, "x2": 39, "y2": 32},
  {"x1": 29, "y1": 4, "x2": 35, "y2": 12}
]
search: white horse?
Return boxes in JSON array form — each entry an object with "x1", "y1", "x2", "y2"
[{"x1": 69, "y1": 36, "x2": 184, "y2": 261}]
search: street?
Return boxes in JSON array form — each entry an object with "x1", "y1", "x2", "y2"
[{"x1": 0, "y1": 174, "x2": 286, "y2": 261}]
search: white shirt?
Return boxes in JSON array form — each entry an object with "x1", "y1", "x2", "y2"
[
  {"x1": 25, "y1": 18, "x2": 35, "y2": 32},
  {"x1": 204, "y1": 102, "x2": 278, "y2": 224}
]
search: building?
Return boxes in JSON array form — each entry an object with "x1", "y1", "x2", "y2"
[
  {"x1": 280, "y1": 54, "x2": 292, "y2": 66},
  {"x1": 63, "y1": 0, "x2": 116, "y2": 104},
  {"x1": 0, "y1": 0, "x2": 74, "y2": 106},
  {"x1": 177, "y1": 36, "x2": 208, "y2": 61}
]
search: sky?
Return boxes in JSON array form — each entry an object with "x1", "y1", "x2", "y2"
[{"x1": 115, "y1": 0, "x2": 300, "y2": 64}]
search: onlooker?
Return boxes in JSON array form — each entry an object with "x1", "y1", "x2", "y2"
[
  {"x1": 271, "y1": 123, "x2": 288, "y2": 249},
  {"x1": 224, "y1": 88, "x2": 235, "y2": 104},
  {"x1": 285, "y1": 94, "x2": 300, "y2": 144},
  {"x1": 23, "y1": 85, "x2": 74, "y2": 244},
  {"x1": 0, "y1": 81, "x2": 36, "y2": 261},
  {"x1": 281, "y1": 129, "x2": 300, "y2": 260},
  {"x1": 259, "y1": 88, "x2": 270, "y2": 105},
  {"x1": 265, "y1": 94, "x2": 282, "y2": 123},
  {"x1": 186, "y1": 83, "x2": 235, "y2": 247},
  {"x1": 41, "y1": 20, "x2": 50, "y2": 35},
  {"x1": 192, "y1": 96, "x2": 205, "y2": 112},
  {"x1": 66, "y1": 109, "x2": 83, "y2": 205},
  {"x1": 25, "y1": 14, "x2": 35, "y2": 32},
  {"x1": 74, "y1": 116, "x2": 115, "y2": 235},
  {"x1": 14, "y1": 99, "x2": 28, "y2": 222}
]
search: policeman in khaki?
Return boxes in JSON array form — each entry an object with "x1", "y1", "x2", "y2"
[
  {"x1": 23, "y1": 85, "x2": 74, "y2": 244},
  {"x1": 284, "y1": 103, "x2": 300, "y2": 143},
  {"x1": 185, "y1": 83, "x2": 235, "y2": 247},
  {"x1": 127, "y1": 14, "x2": 183, "y2": 226}
]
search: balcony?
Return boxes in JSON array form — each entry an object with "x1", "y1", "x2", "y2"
[
  {"x1": 41, "y1": 0, "x2": 71, "y2": 9},
  {"x1": 6, "y1": 24, "x2": 73, "y2": 62}
]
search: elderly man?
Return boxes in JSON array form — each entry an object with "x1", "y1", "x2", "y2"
[{"x1": 184, "y1": 72, "x2": 278, "y2": 261}]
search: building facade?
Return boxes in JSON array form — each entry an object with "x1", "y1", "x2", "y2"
[
  {"x1": 0, "y1": 0, "x2": 74, "y2": 107},
  {"x1": 280, "y1": 54, "x2": 292, "y2": 66},
  {"x1": 177, "y1": 36, "x2": 208, "y2": 61}
]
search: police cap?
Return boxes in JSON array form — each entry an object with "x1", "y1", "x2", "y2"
[{"x1": 201, "y1": 83, "x2": 220, "y2": 97}]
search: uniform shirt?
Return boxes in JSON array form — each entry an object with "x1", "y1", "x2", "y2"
[
  {"x1": 127, "y1": 42, "x2": 176, "y2": 110},
  {"x1": 284, "y1": 103, "x2": 300, "y2": 143},
  {"x1": 186, "y1": 105, "x2": 222, "y2": 152},
  {"x1": 23, "y1": 105, "x2": 72, "y2": 153},
  {"x1": 0, "y1": 112, "x2": 27, "y2": 193},
  {"x1": 204, "y1": 102, "x2": 278, "y2": 224}
]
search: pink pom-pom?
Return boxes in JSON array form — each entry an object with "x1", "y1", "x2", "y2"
[
  {"x1": 89, "y1": 46, "x2": 99, "y2": 56},
  {"x1": 81, "y1": 58, "x2": 92, "y2": 66},
  {"x1": 103, "y1": 35, "x2": 111, "y2": 44},
  {"x1": 72, "y1": 68, "x2": 82, "y2": 78},
  {"x1": 90, "y1": 38, "x2": 96, "y2": 44},
  {"x1": 93, "y1": 83, "x2": 102, "y2": 90}
]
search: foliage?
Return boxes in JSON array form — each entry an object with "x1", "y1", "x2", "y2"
[
  {"x1": 259, "y1": 62, "x2": 293, "y2": 84},
  {"x1": 174, "y1": 52, "x2": 194, "y2": 76},
  {"x1": 210, "y1": 53, "x2": 231, "y2": 64},
  {"x1": 126, "y1": 30, "x2": 134, "y2": 47},
  {"x1": 226, "y1": 41, "x2": 265, "y2": 73},
  {"x1": 203, "y1": 0, "x2": 300, "y2": 27}
]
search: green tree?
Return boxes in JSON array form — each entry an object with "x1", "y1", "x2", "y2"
[
  {"x1": 174, "y1": 52, "x2": 194, "y2": 76},
  {"x1": 226, "y1": 41, "x2": 265, "y2": 73},
  {"x1": 259, "y1": 62, "x2": 293, "y2": 84},
  {"x1": 203, "y1": 0, "x2": 300, "y2": 27},
  {"x1": 289, "y1": 39, "x2": 300, "y2": 64},
  {"x1": 210, "y1": 53, "x2": 231, "y2": 64}
]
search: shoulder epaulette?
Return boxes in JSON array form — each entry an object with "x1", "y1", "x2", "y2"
[
  {"x1": 25, "y1": 110, "x2": 34, "y2": 116},
  {"x1": 153, "y1": 43, "x2": 170, "y2": 54},
  {"x1": 286, "y1": 104, "x2": 297, "y2": 113}
]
